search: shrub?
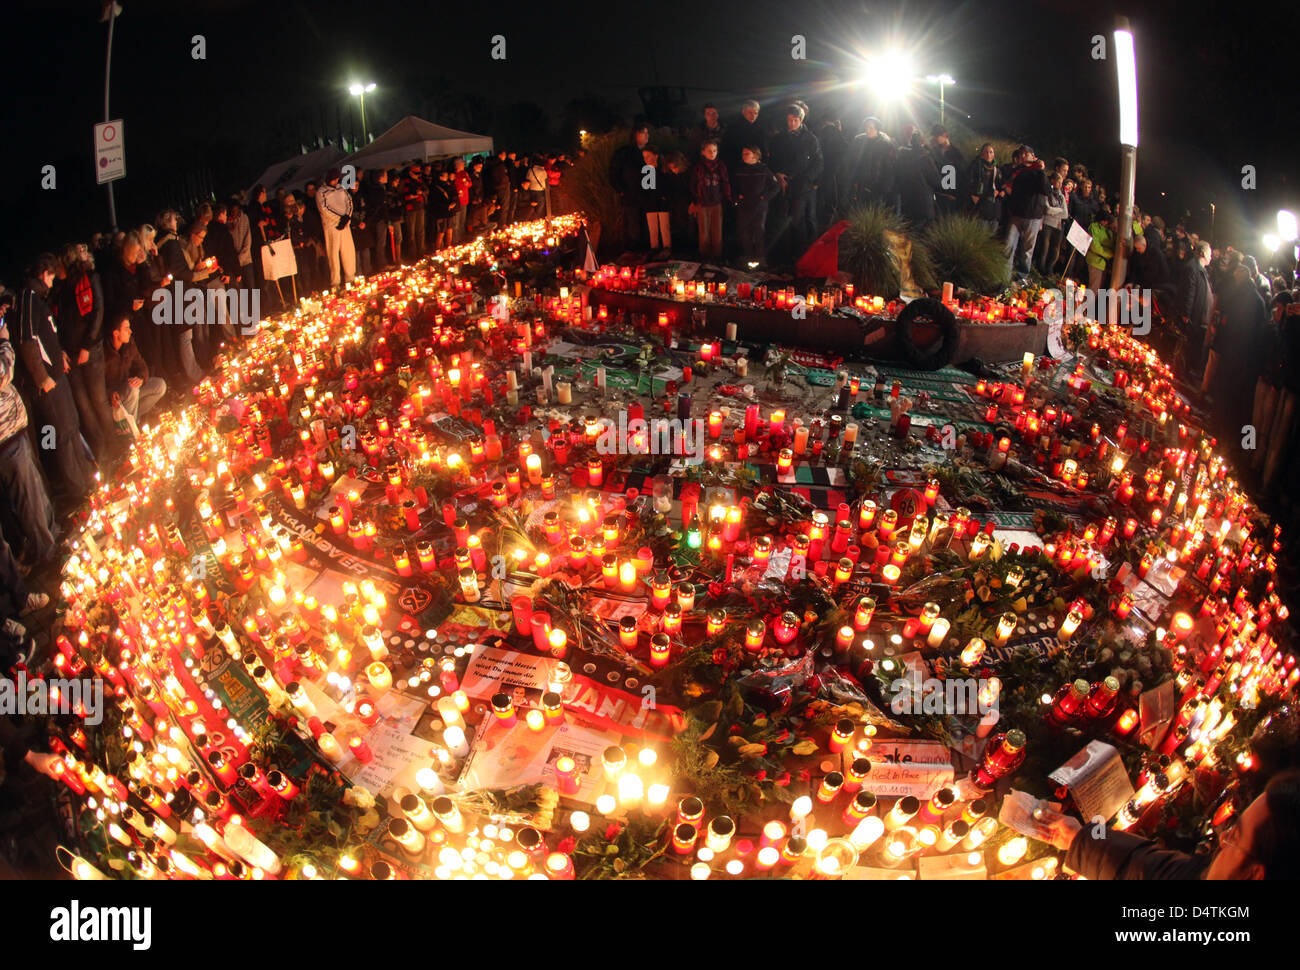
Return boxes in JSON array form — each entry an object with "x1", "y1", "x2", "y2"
[
  {"x1": 922, "y1": 213, "x2": 1011, "y2": 295},
  {"x1": 839, "y1": 203, "x2": 939, "y2": 298}
]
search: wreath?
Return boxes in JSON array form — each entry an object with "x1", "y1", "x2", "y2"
[{"x1": 896, "y1": 297, "x2": 961, "y2": 371}]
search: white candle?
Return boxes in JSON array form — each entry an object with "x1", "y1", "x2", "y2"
[
  {"x1": 726, "y1": 322, "x2": 738, "y2": 341},
  {"x1": 926, "y1": 618, "x2": 951, "y2": 649},
  {"x1": 443, "y1": 725, "x2": 469, "y2": 757},
  {"x1": 556, "y1": 381, "x2": 572, "y2": 405}
]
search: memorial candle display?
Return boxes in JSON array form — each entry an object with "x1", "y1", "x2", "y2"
[{"x1": 20, "y1": 209, "x2": 1291, "y2": 888}]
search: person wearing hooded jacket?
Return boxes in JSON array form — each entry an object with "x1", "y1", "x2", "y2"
[{"x1": 318, "y1": 170, "x2": 356, "y2": 288}]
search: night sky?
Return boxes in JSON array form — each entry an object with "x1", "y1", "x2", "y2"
[{"x1": 2, "y1": 0, "x2": 1297, "y2": 282}]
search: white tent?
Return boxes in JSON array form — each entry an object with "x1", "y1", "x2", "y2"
[
  {"x1": 247, "y1": 146, "x2": 345, "y2": 196},
  {"x1": 343, "y1": 116, "x2": 493, "y2": 170}
]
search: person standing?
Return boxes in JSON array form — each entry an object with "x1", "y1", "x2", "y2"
[
  {"x1": 817, "y1": 118, "x2": 848, "y2": 227},
  {"x1": 402, "y1": 164, "x2": 428, "y2": 258},
  {"x1": 610, "y1": 126, "x2": 651, "y2": 251},
  {"x1": 731, "y1": 145, "x2": 779, "y2": 268},
  {"x1": 640, "y1": 145, "x2": 672, "y2": 259},
  {"x1": 929, "y1": 126, "x2": 964, "y2": 217},
  {"x1": 452, "y1": 158, "x2": 473, "y2": 242},
  {"x1": 56, "y1": 243, "x2": 114, "y2": 460},
  {"x1": 1175, "y1": 240, "x2": 1214, "y2": 379},
  {"x1": 227, "y1": 194, "x2": 254, "y2": 293},
  {"x1": 768, "y1": 104, "x2": 823, "y2": 265},
  {"x1": 689, "y1": 103, "x2": 727, "y2": 156},
  {"x1": 318, "y1": 169, "x2": 356, "y2": 288},
  {"x1": 1086, "y1": 208, "x2": 1116, "y2": 293},
  {"x1": 965, "y1": 143, "x2": 1002, "y2": 234},
  {"x1": 894, "y1": 128, "x2": 941, "y2": 230},
  {"x1": 849, "y1": 117, "x2": 897, "y2": 211},
  {"x1": 0, "y1": 312, "x2": 58, "y2": 565},
  {"x1": 725, "y1": 100, "x2": 767, "y2": 172},
  {"x1": 689, "y1": 140, "x2": 731, "y2": 263},
  {"x1": 1037, "y1": 173, "x2": 1069, "y2": 275},
  {"x1": 15, "y1": 254, "x2": 96, "y2": 502},
  {"x1": 1004, "y1": 145, "x2": 1050, "y2": 277},
  {"x1": 1204, "y1": 257, "x2": 1270, "y2": 444}
]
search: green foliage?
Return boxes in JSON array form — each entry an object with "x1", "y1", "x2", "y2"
[
  {"x1": 839, "y1": 203, "x2": 912, "y2": 297},
  {"x1": 574, "y1": 812, "x2": 670, "y2": 879},
  {"x1": 923, "y1": 214, "x2": 1012, "y2": 295},
  {"x1": 564, "y1": 131, "x2": 625, "y2": 249}
]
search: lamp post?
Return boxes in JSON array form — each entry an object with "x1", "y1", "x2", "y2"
[
  {"x1": 349, "y1": 82, "x2": 377, "y2": 144},
  {"x1": 924, "y1": 74, "x2": 956, "y2": 125},
  {"x1": 1109, "y1": 18, "x2": 1139, "y2": 293},
  {"x1": 101, "y1": 1, "x2": 123, "y2": 231}
]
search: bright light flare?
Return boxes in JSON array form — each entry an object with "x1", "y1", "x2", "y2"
[
  {"x1": 862, "y1": 51, "x2": 915, "y2": 102},
  {"x1": 1114, "y1": 28, "x2": 1138, "y2": 146}
]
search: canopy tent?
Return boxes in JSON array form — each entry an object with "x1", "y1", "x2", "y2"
[
  {"x1": 342, "y1": 116, "x2": 493, "y2": 171},
  {"x1": 246, "y1": 146, "x2": 345, "y2": 196}
]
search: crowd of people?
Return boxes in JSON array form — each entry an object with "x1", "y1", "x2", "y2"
[
  {"x1": 0, "y1": 148, "x2": 576, "y2": 670},
  {"x1": 4, "y1": 97, "x2": 1300, "y2": 665}
]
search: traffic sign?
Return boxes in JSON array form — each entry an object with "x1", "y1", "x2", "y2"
[{"x1": 94, "y1": 120, "x2": 125, "y2": 184}]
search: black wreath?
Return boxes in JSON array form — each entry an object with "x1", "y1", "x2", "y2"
[{"x1": 895, "y1": 297, "x2": 961, "y2": 371}]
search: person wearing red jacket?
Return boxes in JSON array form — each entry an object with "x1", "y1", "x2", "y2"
[
  {"x1": 689, "y1": 140, "x2": 731, "y2": 263},
  {"x1": 451, "y1": 158, "x2": 473, "y2": 243}
]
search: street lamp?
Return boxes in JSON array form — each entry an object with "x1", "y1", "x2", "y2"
[
  {"x1": 349, "y1": 82, "x2": 377, "y2": 144},
  {"x1": 924, "y1": 74, "x2": 956, "y2": 125},
  {"x1": 862, "y1": 52, "x2": 914, "y2": 103},
  {"x1": 1278, "y1": 209, "x2": 1298, "y2": 242},
  {"x1": 100, "y1": 1, "x2": 124, "y2": 231},
  {"x1": 1263, "y1": 233, "x2": 1280, "y2": 252},
  {"x1": 1109, "y1": 18, "x2": 1139, "y2": 293}
]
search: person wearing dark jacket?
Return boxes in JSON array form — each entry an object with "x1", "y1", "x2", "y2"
[
  {"x1": 689, "y1": 141, "x2": 731, "y2": 262},
  {"x1": 639, "y1": 146, "x2": 672, "y2": 257},
  {"x1": 402, "y1": 164, "x2": 429, "y2": 257},
  {"x1": 929, "y1": 126, "x2": 964, "y2": 217},
  {"x1": 731, "y1": 147, "x2": 780, "y2": 267},
  {"x1": 204, "y1": 205, "x2": 240, "y2": 283},
  {"x1": 1068, "y1": 178, "x2": 1099, "y2": 233},
  {"x1": 104, "y1": 314, "x2": 166, "y2": 433},
  {"x1": 849, "y1": 117, "x2": 896, "y2": 211},
  {"x1": 1127, "y1": 232, "x2": 1170, "y2": 296},
  {"x1": 1004, "y1": 145, "x2": 1050, "y2": 276},
  {"x1": 894, "y1": 128, "x2": 941, "y2": 230},
  {"x1": 1044, "y1": 769, "x2": 1300, "y2": 880},
  {"x1": 15, "y1": 254, "x2": 96, "y2": 500},
  {"x1": 689, "y1": 104, "x2": 727, "y2": 156},
  {"x1": 56, "y1": 243, "x2": 114, "y2": 459},
  {"x1": 817, "y1": 119, "x2": 849, "y2": 227},
  {"x1": 0, "y1": 312, "x2": 58, "y2": 565},
  {"x1": 724, "y1": 100, "x2": 767, "y2": 171},
  {"x1": 610, "y1": 125, "x2": 651, "y2": 251},
  {"x1": 244, "y1": 187, "x2": 275, "y2": 288},
  {"x1": 1205, "y1": 259, "x2": 1271, "y2": 445},
  {"x1": 768, "y1": 104, "x2": 823, "y2": 264},
  {"x1": 965, "y1": 144, "x2": 1002, "y2": 233},
  {"x1": 1176, "y1": 240, "x2": 1214, "y2": 378}
]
